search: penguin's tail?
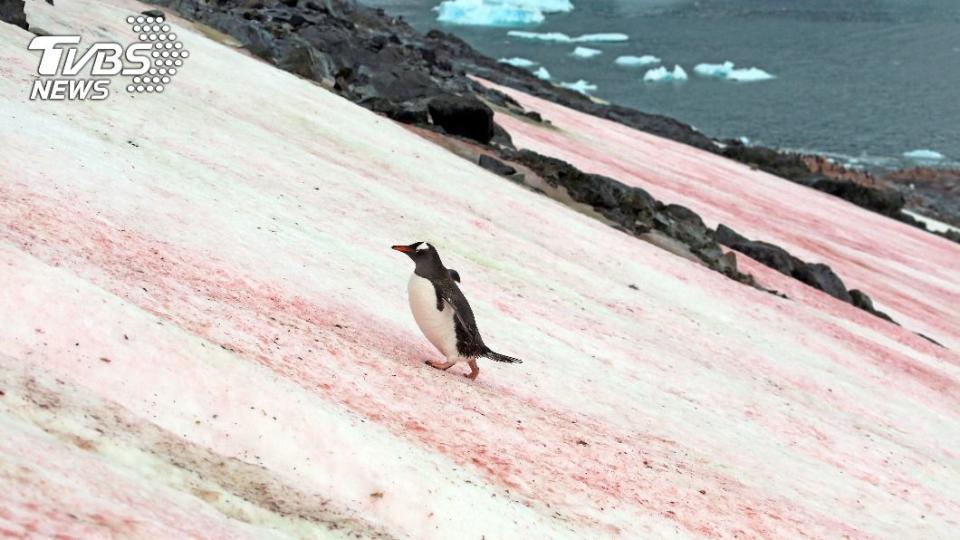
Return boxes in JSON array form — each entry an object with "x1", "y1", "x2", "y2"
[{"x1": 483, "y1": 350, "x2": 523, "y2": 364}]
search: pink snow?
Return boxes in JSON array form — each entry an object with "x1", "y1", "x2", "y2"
[
  {"x1": 482, "y1": 78, "x2": 960, "y2": 350},
  {"x1": 1, "y1": 1, "x2": 959, "y2": 538}
]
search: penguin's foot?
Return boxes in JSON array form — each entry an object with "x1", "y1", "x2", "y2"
[
  {"x1": 425, "y1": 360, "x2": 456, "y2": 371},
  {"x1": 465, "y1": 360, "x2": 480, "y2": 381}
]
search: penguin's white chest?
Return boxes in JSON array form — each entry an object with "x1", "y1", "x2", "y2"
[{"x1": 408, "y1": 273, "x2": 459, "y2": 359}]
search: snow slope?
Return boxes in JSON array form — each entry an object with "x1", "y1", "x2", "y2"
[
  {"x1": 483, "y1": 79, "x2": 960, "y2": 351},
  {"x1": 2, "y1": 1, "x2": 960, "y2": 538}
]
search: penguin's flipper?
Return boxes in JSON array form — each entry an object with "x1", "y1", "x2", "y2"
[
  {"x1": 448, "y1": 269, "x2": 460, "y2": 283},
  {"x1": 438, "y1": 288, "x2": 485, "y2": 354},
  {"x1": 434, "y1": 286, "x2": 444, "y2": 311}
]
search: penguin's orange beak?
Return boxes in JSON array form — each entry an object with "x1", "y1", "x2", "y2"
[{"x1": 391, "y1": 244, "x2": 412, "y2": 253}]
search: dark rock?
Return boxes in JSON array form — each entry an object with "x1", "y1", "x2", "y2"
[
  {"x1": 278, "y1": 40, "x2": 335, "y2": 81},
  {"x1": 793, "y1": 263, "x2": 852, "y2": 303},
  {"x1": 714, "y1": 224, "x2": 749, "y2": 246},
  {"x1": 808, "y1": 178, "x2": 905, "y2": 216},
  {"x1": 1, "y1": 0, "x2": 29, "y2": 30},
  {"x1": 478, "y1": 155, "x2": 516, "y2": 176},
  {"x1": 491, "y1": 122, "x2": 513, "y2": 149},
  {"x1": 849, "y1": 289, "x2": 894, "y2": 322},
  {"x1": 427, "y1": 95, "x2": 494, "y2": 144},
  {"x1": 141, "y1": 9, "x2": 165, "y2": 18},
  {"x1": 507, "y1": 149, "x2": 656, "y2": 233},
  {"x1": 938, "y1": 229, "x2": 960, "y2": 244},
  {"x1": 358, "y1": 97, "x2": 428, "y2": 125}
]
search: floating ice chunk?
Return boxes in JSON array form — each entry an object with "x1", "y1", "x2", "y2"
[
  {"x1": 615, "y1": 55, "x2": 660, "y2": 67},
  {"x1": 508, "y1": 31, "x2": 628, "y2": 43},
  {"x1": 508, "y1": 30, "x2": 573, "y2": 42},
  {"x1": 694, "y1": 61, "x2": 775, "y2": 82},
  {"x1": 533, "y1": 66, "x2": 551, "y2": 80},
  {"x1": 498, "y1": 57, "x2": 538, "y2": 67},
  {"x1": 903, "y1": 149, "x2": 945, "y2": 160},
  {"x1": 571, "y1": 47, "x2": 602, "y2": 58},
  {"x1": 558, "y1": 79, "x2": 597, "y2": 94},
  {"x1": 436, "y1": 0, "x2": 544, "y2": 27},
  {"x1": 726, "y1": 68, "x2": 775, "y2": 82},
  {"x1": 574, "y1": 33, "x2": 628, "y2": 42},
  {"x1": 739, "y1": 136, "x2": 751, "y2": 145},
  {"x1": 643, "y1": 65, "x2": 687, "y2": 82}
]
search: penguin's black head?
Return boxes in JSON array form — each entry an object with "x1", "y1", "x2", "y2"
[{"x1": 391, "y1": 241, "x2": 445, "y2": 276}]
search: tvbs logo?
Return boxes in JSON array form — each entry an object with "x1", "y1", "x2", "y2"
[{"x1": 28, "y1": 13, "x2": 189, "y2": 101}]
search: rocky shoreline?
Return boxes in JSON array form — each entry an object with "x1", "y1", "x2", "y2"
[{"x1": 4, "y1": 0, "x2": 953, "y2": 327}]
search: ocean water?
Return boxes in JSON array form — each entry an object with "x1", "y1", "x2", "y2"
[{"x1": 362, "y1": 0, "x2": 960, "y2": 170}]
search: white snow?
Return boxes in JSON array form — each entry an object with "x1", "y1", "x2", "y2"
[
  {"x1": 903, "y1": 211, "x2": 960, "y2": 234},
  {"x1": 533, "y1": 66, "x2": 551, "y2": 80},
  {"x1": 508, "y1": 31, "x2": 628, "y2": 43},
  {"x1": 434, "y1": 0, "x2": 573, "y2": 27},
  {"x1": 571, "y1": 46, "x2": 602, "y2": 58},
  {"x1": 614, "y1": 54, "x2": 660, "y2": 67},
  {"x1": 903, "y1": 149, "x2": 945, "y2": 160},
  {"x1": 693, "y1": 61, "x2": 776, "y2": 82},
  {"x1": 498, "y1": 56, "x2": 538, "y2": 67},
  {"x1": 558, "y1": 79, "x2": 597, "y2": 94},
  {"x1": 643, "y1": 64, "x2": 688, "y2": 82}
]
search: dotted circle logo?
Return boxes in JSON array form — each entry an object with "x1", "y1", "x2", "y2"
[{"x1": 124, "y1": 14, "x2": 188, "y2": 94}]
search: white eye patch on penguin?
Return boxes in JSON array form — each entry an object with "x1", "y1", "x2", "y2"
[{"x1": 391, "y1": 241, "x2": 521, "y2": 380}]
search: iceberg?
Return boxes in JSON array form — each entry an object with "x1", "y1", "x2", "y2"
[
  {"x1": 435, "y1": 0, "x2": 544, "y2": 27},
  {"x1": 508, "y1": 31, "x2": 628, "y2": 43},
  {"x1": 434, "y1": 0, "x2": 573, "y2": 27},
  {"x1": 558, "y1": 79, "x2": 597, "y2": 94},
  {"x1": 614, "y1": 55, "x2": 660, "y2": 67},
  {"x1": 571, "y1": 46, "x2": 602, "y2": 58},
  {"x1": 903, "y1": 149, "x2": 945, "y2": 160},
  {"x1": 643, "y1": 65, "x2": 688, "y2": 82},
  {"x1": 533, "y1": 66, "x2": 551, "y2": 80},
  {"x1": 693, "y1": 61, "x2": 775, "y2": 82},
  {"x1": 498, "y1": 57, "x2": 538, "y2": 67}
]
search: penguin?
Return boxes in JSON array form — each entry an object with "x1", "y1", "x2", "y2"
[{"x1": 391, "y1": 241, "x2": 522, "y2": 380}]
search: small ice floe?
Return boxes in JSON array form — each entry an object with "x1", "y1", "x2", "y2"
[
  {"x1": 508, "y1": 30, "x2": 628, "y2": 43},
  {"x1": 533, "y1": 66, "x2": 552, "y2": 80},
  {"x1": 571, "y1": 46, "x2": 602, "y2": 58},
  {"x1": 693, "y1": 61, "x2": 775, "y2": 82},
  {"x1": 558, "y1": 79, "x2": 597, "y2": 94},
  {"x1": 574, "y1": 33, "x2": 628, "y2": 42},
  {"x1": 738, "y1": 136, "x2": 751, "y2": 145},
  {"x1": 614, "y1": 55, "x2": 660, "y2": 67},
  {"x1": 643, "y1": 65, "x2": 687, "y2": 82},
  {"x1": 435, "y1": 0, "x2": 544, "y2": 26},
  {"x1": 498, "y1": 57, "x2": 538, "y2": 67},
  {"x1": 903, "y1": 149, "x2": 945, "y2": 160}
]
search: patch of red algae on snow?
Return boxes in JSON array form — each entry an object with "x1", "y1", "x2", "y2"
[
  {"x1": 478, "y1": 78, "x2": 960, "y2": 348},
  {"x1": 0, "y1": 186, "x2": 864, "y2": 537}
]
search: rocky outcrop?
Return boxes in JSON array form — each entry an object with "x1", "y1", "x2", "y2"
[
  {"x1": 503, "y1": 149, "x2": 745, "y2": 283},
  {"x1": 882, "y1": 167, "x2": 960, "y2": 230},
  {"x1": 427, "y1": 95, "x2": 494, "y2": 144},
  {"x1": 0, "y1": 0, "x2": 28, "y2": 30},
  {"x1": 720, "y1": 141, "x2": 923, "y2": 225},
  {"x1": 478, "y1": 155, "x2": 516, "y2": 177},
  {"x1": 715, "y1": 224, "x2": 894, "y2": 322}
]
